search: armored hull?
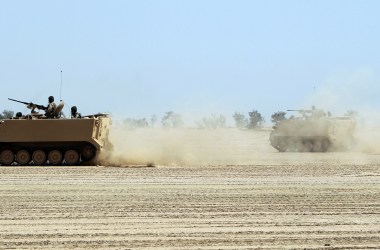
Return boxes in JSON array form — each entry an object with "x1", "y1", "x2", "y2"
[
  {"x1": 270, "y1": 116, "x2": 355, "y2": 152},
  {"x1": 0, "y1": 114, "x2": 111, "y2": 165}
]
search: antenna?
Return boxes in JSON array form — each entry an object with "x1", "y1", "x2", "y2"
[
  {"x1": 60, "y1": 70, "x2": 63, "y2": 100},
  {"x1": 59, "y1": 70, "x2": 64, "y2": 118}
]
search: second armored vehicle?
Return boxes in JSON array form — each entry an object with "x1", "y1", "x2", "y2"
[{"x1": 270, "y1": 109, "x2": 355, "y2": 152}]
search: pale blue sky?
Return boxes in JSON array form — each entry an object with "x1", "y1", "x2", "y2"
[{"x1": 1, "y1": 0, "x2": 379, "y2": 124}]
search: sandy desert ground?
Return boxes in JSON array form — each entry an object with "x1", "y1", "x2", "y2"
[{"x1": 0, "y1": 129, "x2": 380, "y2": 249}]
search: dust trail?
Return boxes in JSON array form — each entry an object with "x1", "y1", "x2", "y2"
[
  {"x1": 353, "y1": 122, "x2": 380, "y2": 154},
  {"x1": 97, "y1": 124, "x2": 380, "y2": 167},
  {"x1": 302, "y1": 69, "x2": 380, "y2": 154},
  {"x1": 98, "y1": 126, "x2": 274, "y2": 166}
]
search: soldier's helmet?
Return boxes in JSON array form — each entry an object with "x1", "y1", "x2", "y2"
[
  {"x1": 48, "y1": 96, "x2": 54, "y2": 103},
  {"x1": 71, "y1": 106, "x2": 77, "y2": 113}
]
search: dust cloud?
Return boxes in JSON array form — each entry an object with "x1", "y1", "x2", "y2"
[
  {"x1": 97, "y1": 124, "x2": 380, "y2": 167},
  {"x1": 305, "y1": 69, "x2": 380, "y2": 154},
  {"x1": 98, "y1": 126, "x2": 274, "y2": 166},
  {"x1": 353, "y1": 123, "x2": 380, "y2": 154}
]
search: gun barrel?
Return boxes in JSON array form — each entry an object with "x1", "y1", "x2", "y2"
[
  {"x1": 8, "y1": 98, "x2": 29, "y2": 105},
  {"x1": 8, "y1": 98, "x2": 47, "y2": 110},
  {"x1": 287, "y1": 109, "x2": 312, "y2": 112}
]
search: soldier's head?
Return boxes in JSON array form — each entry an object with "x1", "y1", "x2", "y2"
[
  {"x1": 16, "y1": 112, "x2": 22, "y2": 118},
  {"x1": 48, "y1": 96, "x2": 54, "y2": 103},
  {"x1": 71, "y1": 106, "x2": 77, "y2": 115}
]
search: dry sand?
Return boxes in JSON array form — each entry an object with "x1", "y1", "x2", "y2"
[{"x1": 0, "y1": 129, "x2": 379, "y2": 249}]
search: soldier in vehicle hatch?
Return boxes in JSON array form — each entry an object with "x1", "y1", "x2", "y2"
[
  {"x1": 14, "y1": 112, "x2": 23, "y2": 119},
  {"x1": 71, "y1": 106, "x2": 81, "y2": 118},
  {"x1": 310, "y1": 105, "x2": 326, "y2": 119},
  {"x1": 45, "y1": 96, "x2": 56, "y2": 118}
]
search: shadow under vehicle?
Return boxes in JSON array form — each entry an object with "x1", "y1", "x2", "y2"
[
  {"x1": 0, "y1": 99, "x2": 111, "y2": 166},
  {"x1": 270, "y1": 109, "x2": 356, "y2": 152}
]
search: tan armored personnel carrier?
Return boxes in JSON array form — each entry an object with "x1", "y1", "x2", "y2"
[
  {"x1": 0, "y1": 99, "x2": 111, "y2": 166},
  {"x1": 270, "y1": 109, "x2": 355, "y2": 152}
]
